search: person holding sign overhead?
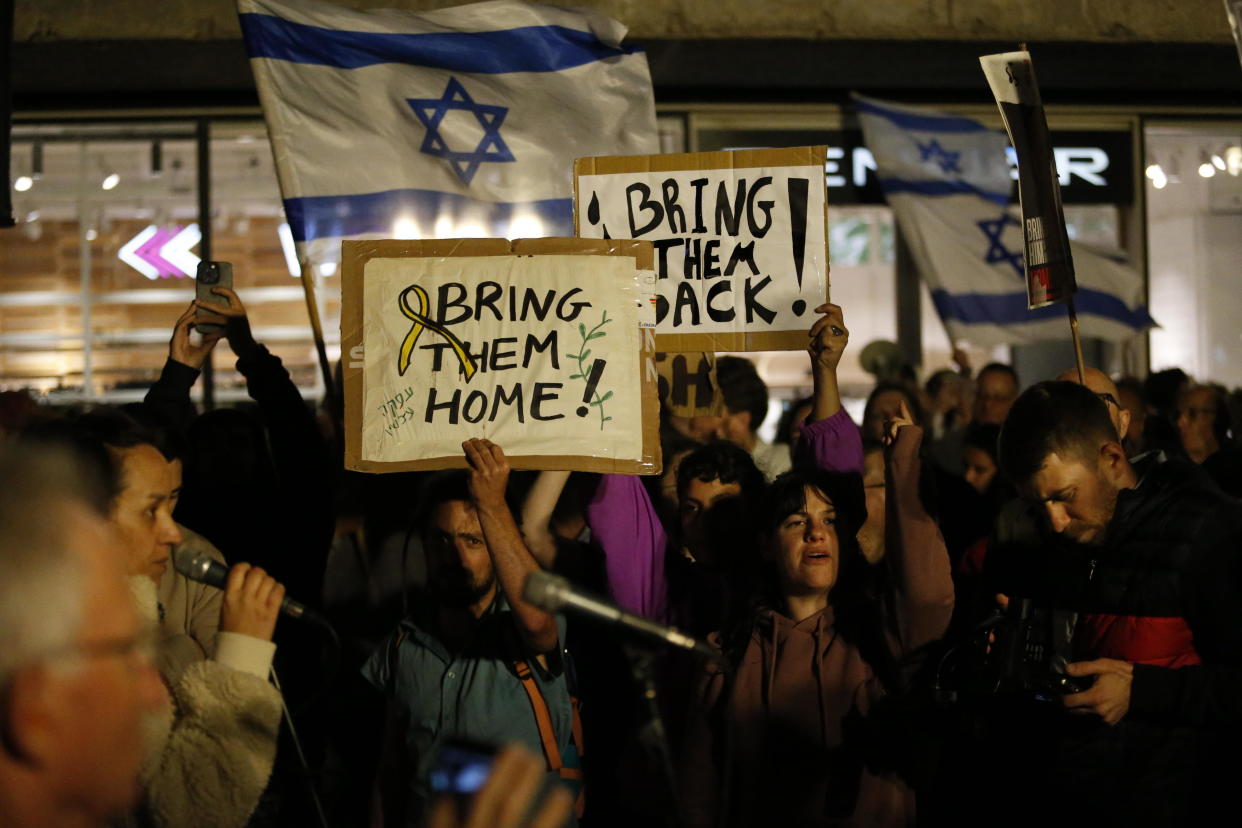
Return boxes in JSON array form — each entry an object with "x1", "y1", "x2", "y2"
[{"x1": 363, "y1": 439, "x2": 580, "y2": 827}]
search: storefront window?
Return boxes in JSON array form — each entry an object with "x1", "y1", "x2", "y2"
[
  {"x1": 1, "y1": 121, "x2": 331, "y2": 402},
  {"x1": 1145, "y1": 124, "x2": 1242, "y2": 389}
]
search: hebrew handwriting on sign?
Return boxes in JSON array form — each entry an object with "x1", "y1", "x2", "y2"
[
  {"x1": 377, "y1": 386, "x2": 416, "y2": 419},
  {"x1": 396, "y1": 284, "x2": 477, "y2": 380}
]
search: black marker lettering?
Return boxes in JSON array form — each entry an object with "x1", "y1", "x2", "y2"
[
  {"x1": 724, "y1": 241, "x2": 760, "y2": 277},
  {"x1": 523, "y1": 331, "x2": 559, "y2": 370},
  {"x1": 689, "y1": 178, "x2": 709, "y2": 233},
  {"x1": 744, "y1": 276, "x2": 776, "y2": 324},
  {"x1": 673, "y1": 281, "x2": 701, "y2": 327},
  {"x1": 661, "y1": 178, "x2": 686, "y2": 234},
  {"x1": 425, "y1": 388, "x2": 460, "y2": 424},
  {"x1": 703, "y1": 239, "x2": 721, "y2": 278},
  {"x1": 531, "y1": 382, "x2": 565, "y2": 421},
  {"x1": 556, "y1": 287, "x2": 591, "y2": 322},
  {"x1": 706, "y1": 280, "x2": 735, "y2": 323},
  {"x1": 418, "y1": 341, "x2": 452, "y2": 372},
  {"x1": 489, "y1": 337, "x2": 518, "y2": 371},
  {"x1": 683, "y1": 237, "x2": 702, "y2": 280},
  {"x1": 436, "y1": 283, "x2": 471, "y2": 326},
  {"x1": 747, "y1": 177, "x2": 775, "y2": 237},
  {"x1": 489, "y1": 384, "x2": 525, "y2": 423},
  {"x1": 715, "y1": 179, "x2": 744, "y2": 236},
  {"x1": 475, "y1": 281, "x2": 503, "y2": 322},
  {"x1": 520, "y1": 288, "x2": 555, "y2": 322},
  {"x1": 653, "y1": 238, "x2": 683, "y2": 279},
  {"x1": 462, "y1": 390, "x2": 488, "y2": 424},
  {"x1": 626, "y1": 182, "x2": 663, "y2": 237}
]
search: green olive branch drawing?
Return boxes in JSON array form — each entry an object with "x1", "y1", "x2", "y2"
[{"x1": 566, "y1": 311, "x2": 613, "y2": 430}]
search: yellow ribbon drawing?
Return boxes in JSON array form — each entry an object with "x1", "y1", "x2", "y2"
[{"x1": 396, "y1": 284, "x2": 478, "y2": 381}]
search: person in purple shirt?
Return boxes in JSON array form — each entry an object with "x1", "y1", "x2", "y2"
[{"x1": 523, "y1": 303, "x2": 862, "y2": 632}]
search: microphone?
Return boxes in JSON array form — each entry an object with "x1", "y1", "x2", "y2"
[
  {"x1": 522, "y1": 571, "x2": 721, "y2": 662},
  {"x1": 173, "y1": 546, "x2": 326, "y2": 625}
]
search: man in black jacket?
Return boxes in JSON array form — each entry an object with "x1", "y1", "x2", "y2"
[{"x1": 996, "y1": 380, "x2": 1242, "y2": 823}]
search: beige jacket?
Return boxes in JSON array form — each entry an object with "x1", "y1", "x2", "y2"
[
  {"x1": 156, "y1": 526, "x2": 224, "y2": 686},
  {"x1": 129, "y1": 573, "x2": 282, "y2": 828}
]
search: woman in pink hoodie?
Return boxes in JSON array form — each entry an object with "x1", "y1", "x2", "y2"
[{"x1": 681, "y1": 397, "x2": 954, "y2": 828}]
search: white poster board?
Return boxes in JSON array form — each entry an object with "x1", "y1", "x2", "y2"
[
  {"x1": 575, "y1": 146, "x2": 829, "y2": 352},
  {"x1": 342, "y1": 238, "x2": 660, "y2": 473}
]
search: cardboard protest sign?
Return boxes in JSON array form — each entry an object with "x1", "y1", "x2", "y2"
[
  {"x1": 655, "y1": 352, "x2": 722, "y2": 418},
  {"x1": 980, "y1": 51, "x2": 1076, "y2": 309},
  {"x1": 574, "y1": 147, "x2": 829, "y2": 352},
  {"x1": 342, "y1": 238, "x2": 660, "y2": 474}
]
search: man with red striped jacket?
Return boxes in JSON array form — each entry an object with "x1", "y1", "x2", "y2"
[{"x1": 996, "y1": 380, "x2": 1242, "y2": 825}]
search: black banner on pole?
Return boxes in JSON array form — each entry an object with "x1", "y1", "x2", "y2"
[{"x1": 981, "y1": 50, "x2": 1075, "y2": 310}]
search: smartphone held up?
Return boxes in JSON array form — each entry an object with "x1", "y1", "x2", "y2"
[{"x1": 195, "y1": 261, "x2": 234, "y2": 335}]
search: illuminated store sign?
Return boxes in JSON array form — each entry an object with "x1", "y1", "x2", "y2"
[{"x1": 698, "y1": 129, "x2": 1134, "y2": 206}]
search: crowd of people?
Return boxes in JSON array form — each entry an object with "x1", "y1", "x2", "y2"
[{"x1": 0, "y1": 283, "x2": 1239, "y2": 828}]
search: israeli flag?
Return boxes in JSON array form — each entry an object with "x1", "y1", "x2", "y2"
[
  {"x1": 238, "y1": 0, "x2": 658, "y2": 267},
  {"x1": 854, "y1": 94, "x2": 1154, "y2": 347}
]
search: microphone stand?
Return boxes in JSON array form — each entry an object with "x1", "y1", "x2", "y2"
[{"x1": 621, "y1": 642, "x2": 685, "y2": 828}]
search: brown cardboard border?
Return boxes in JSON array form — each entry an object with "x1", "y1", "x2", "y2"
[
  {"x1": 574, "y1": 146, "x2": 831, "y2": 353},
  {"x1": 341, "y1": 237, "x2": 661, "y2": 476}
]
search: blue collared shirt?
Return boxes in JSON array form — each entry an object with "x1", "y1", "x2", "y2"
[{"x1": 363, "y1": 595, "x2": 573, "y2": 825}]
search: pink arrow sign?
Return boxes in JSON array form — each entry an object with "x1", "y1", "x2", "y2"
[
  {"x1": 118, "y1": 224, "x2": 201, "y2": 279},
  {"x1": 136, "y1": 226, "x2": 179, "y2": 278}
]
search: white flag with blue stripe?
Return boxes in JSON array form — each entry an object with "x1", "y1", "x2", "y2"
[
  {"x1": 855, "y1": 94, "x2": 1154, "y2": 347},
  {"x1": 238, "y1": 0, "x2": 658, "y2": 266}
]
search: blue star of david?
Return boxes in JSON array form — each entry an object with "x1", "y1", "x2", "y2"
[
  {"x1": 407, "y1": 77, "x2": 515, "y2": 185},
  {"x1": 917, "y1": 139, "x2": 963, "y2": 175},
  {"x1": 977, "y1": 213, "x2": 1025, "y2": 279}
]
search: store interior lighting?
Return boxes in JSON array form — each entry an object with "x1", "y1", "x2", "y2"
[
  {"x1": 1145, "y1": 162, "x2": 1168, "y2": 189},
  {"x1": 14, "y1": 176, "x2": 33, "y2": 192},
  {"x1": 392, "y1": 215, "x2": 421, "y2": 239},
  {"x1": 507, "y1": 214, "x2": 544, "y2": 238},
  {"x1": 101, "y1": 171, "x2": 120, "y2": 190},
  {"x1": 1197, "y1": 150, "x2": 1217, "y2": 180},
  {"x1": 1211, "y1": 151, "x2": 1226, "y2": 171},
  {"x1": 277, "y1": 222, "x2": 301, "y2": 276},
  {"x1": 22, "y1": 212, "x2": 41, "y2": 241},
  {"x1": 1226, "y1": 146, "x2": 1242, "y2": 176}
]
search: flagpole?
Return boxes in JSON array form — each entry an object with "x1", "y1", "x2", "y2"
[
  {"x1": 298, "y1": 257, "x2": 337, "y2": 407},
  {"x1": 1066, "y1": 295, "x2": 1087, "y2": 384}
]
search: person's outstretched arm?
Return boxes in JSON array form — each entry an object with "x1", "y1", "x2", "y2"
[
  {"x1": 464, "y1": 439, "x2": 559, "y2": 654},
  {"x1": 795, "y1": 302, "x2": 863, "y2": 475},
  {"x1": 882, "y1": 402, "x2": 954, "y2": 654},
  {"x1": 143, "y1": 301, "x2": 222, "y2": 430},
  {"x1": 585, "y1": 472, "x2": 669, "y2": 621},
  {"x1": 195, "y1": 286, "x2": 335, "y2": 597},
  {"x1": 520, "y1": 469, "x2": 570, "y2": 571}
]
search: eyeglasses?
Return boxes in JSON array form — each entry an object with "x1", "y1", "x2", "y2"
[
  {"x1": 1096, "y1": 392, "x2": 1120, "y2": 409},
  {"x1": 40, "y1": 626, "x2": 159, "y2": 674}
]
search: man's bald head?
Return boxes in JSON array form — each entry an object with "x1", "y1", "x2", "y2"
[{"x1": 1054, "y1": 367, "x2": 1130, "y2": 442}]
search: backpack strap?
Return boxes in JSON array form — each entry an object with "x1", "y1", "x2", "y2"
[{"x1": 514, "y1": 657, "x2": 586, "y2": 818}]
